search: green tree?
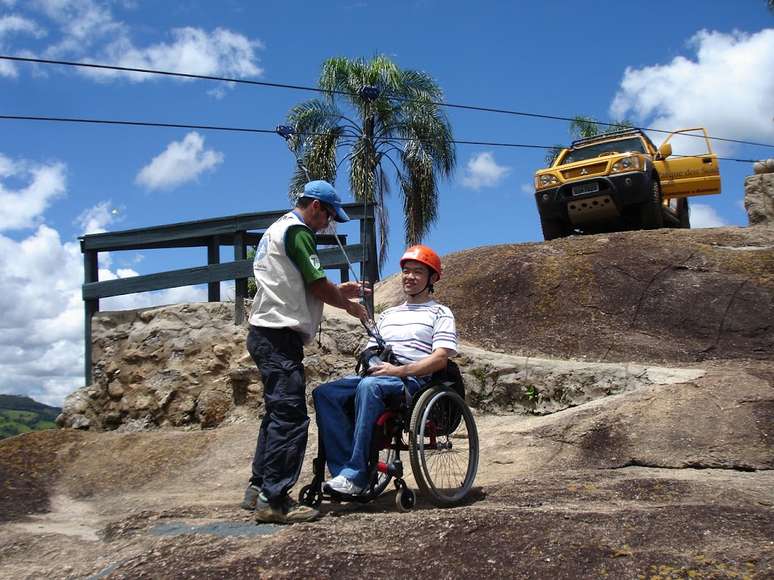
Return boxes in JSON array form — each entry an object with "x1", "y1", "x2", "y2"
[
  {"x1": 284, "y1": 55, "x2": 456, "y2": 266},
  {"x1": 544, "y1": 116, "x2": 634, "y2": 165}
]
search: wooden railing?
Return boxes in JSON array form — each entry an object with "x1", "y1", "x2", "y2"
[{"x1": 80, "y1": 202, "x2": 377, "y2": 384}]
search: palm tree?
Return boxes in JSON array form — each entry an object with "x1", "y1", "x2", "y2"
[
  {"x1": 544, "y1": 116, "x2": 634, "y2": 165},
  {"x1": 284, "y1": 55, "x2": 455, "y2": 267}
]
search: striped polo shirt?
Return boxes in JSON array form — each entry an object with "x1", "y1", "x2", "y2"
[{"x1": 366, "y1": 300, "x2": 457, "y2": 364}]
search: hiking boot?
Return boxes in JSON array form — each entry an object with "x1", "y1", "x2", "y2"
[
  {"x1": 254, "y1": 492, "x2": 284, "y2": 524},
  {"x1": 241, "y1": 484, "x2": 262, "y2": 510},
  {"x1": 254, "y1": 493, "x2": 320, "y2": 524},
  {"x1": 280, "y1": 496, "x2": 320, "y2": 523}
]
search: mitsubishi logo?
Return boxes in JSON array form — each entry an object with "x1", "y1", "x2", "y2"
[{"x1": 580, "y1": 168, "x2": 589, "y2": 175}]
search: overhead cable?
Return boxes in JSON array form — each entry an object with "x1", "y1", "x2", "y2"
[
  {"x1": 2, "y1": 54, "x2": 772, "y2": 150},
  {"x1": 0, "y1": 114, "x2": 759, "y2": 163}
]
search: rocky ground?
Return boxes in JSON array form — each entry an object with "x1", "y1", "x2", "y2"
[
  {"x1": 2, "y1": 224, "x2": 772, "y2": 578},
  {"x1": 1, "y1": 360, "x2": 771, "y2": 579}
]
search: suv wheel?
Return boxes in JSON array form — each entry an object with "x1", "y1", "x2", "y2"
[
  {"x1": 677, "y1": 197, "x2": 691, "y2": 228},
  {"x1": 539, "y1": 216, "x2": 570, "y2": 240},
  {"x1": 640, "y1": 177, "x2": 664, "y2": 229}
]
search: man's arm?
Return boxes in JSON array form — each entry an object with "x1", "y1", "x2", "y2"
[
  {"x1": 309, "y1": 278, "x2": 368, "y2": 321},
  {"x1": 369, "y1": 347, "x2": 451, "y2": 378},
  {"x1": 285, "y1": 226, "x2": 369, "y2": 322}
]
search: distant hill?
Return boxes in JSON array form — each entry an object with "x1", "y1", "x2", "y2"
[{"x1": 0, "y1": 394, "x2": 61, "y2": 439}]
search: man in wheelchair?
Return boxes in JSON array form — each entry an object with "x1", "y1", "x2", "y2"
[{"x1": 312, "y1": 245, "x2": 458, "y2": 497}]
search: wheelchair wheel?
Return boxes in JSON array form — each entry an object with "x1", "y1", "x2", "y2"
[
  {"x1": 395, "y1": 487, "x2": 415, "y2": 512},
  {"x1": 371, "y1": 446, "x2": 396, "y2": 497},
  {"x1": 298, "y1": 485, "x2": 323, "y2": 508},
  {"x1": 409, "y1": 387, "x2": 479, "y2": 507}
]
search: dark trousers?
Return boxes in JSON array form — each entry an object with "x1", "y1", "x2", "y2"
[{"x1": 246, "y1": 325, "x2": 308, "y2": 505}]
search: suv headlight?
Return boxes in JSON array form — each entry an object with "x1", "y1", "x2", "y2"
[
  {"x1": 535, "y1": 173, "x2": 560, "y2": 190},
  {"x1": 611, "y1": 156, "x2": 642, "y2": 173}
]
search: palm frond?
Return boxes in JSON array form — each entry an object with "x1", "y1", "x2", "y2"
[
  {"x1": 285, "y1": 55, "x2": 456, "y2": 266},
  {"x1": 400, "y1": 145, "x2": 438, "y2": 245},
  {"x1": 569, "y1": 116, "x2": 601, "y2": 139},
  {"x1": 374, "y1": 165, "x2": 391, "y2": 270}
]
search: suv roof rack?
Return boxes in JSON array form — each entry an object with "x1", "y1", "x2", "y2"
[{"x1": 570, "y1": 128, "x2": 645, "y2": 148}]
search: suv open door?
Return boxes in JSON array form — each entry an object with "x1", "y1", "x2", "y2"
[{"x1": 655, "y1": 128, "x2": 721, "y2": 198}]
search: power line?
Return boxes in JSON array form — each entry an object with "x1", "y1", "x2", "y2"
[
  {"x1": 2, "y1": 54, "x2": 773, "y2": 150},
  {"x1": 0, "y1": 114, "x2": 277, "y2": 135},
  {"x1": 0, "y1": 114, "x2": 759, "y2": 163}
]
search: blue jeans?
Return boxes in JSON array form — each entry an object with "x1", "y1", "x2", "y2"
[{"x1": 312, "y1": 375, "x2": 423, "y2": 488}]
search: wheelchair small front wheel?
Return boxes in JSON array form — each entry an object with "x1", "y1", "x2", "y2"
[
  {"x1": 395, "y1": 487, "x2": 415, "y2": 512},
  {"x1": 409, "y1": 387, "x2": 479, "y2": 507},
  {"x1": 299, "y1": 485, "x2": 323, "y2": 508}
]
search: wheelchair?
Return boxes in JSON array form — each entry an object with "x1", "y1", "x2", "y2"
[{"x1": 299, "y1": 360, "x2": 479, "y2": 512}]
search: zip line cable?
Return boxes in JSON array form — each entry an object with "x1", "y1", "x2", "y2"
[
  {"x1": 2, "y1": 54, "x2": 773, "y2": 150},
  {"x1": 0, "y1": 114, "x2": 759, "y2": 163}
]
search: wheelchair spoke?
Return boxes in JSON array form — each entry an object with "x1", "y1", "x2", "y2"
[{"x1": 409, "y1": 387, "x2": 479, "y2": 506}]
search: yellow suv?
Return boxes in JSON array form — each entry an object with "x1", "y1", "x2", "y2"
[{"x1": 533, "y1": 128, "x2": 721, "y2": 240}]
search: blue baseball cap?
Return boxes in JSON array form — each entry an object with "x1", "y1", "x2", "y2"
[{"x1": 301, "y1": 180, "x2": 350, "y2": 223}]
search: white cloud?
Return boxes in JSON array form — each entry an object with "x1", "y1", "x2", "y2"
[
  {"x1": 34, "y1": 0, "x2": 122, "y2": 45},
  {"x1": 91, "y1": 27, "x2": 264, "y2": 82},
  {"x1": 0, "y1": 154, "x2": 66, "y2": 231},
  {"x1": 3, "y1": 2, "x2": 264, "y2": 90},
  {"x1": 520, "y1": 182, "x2": 534, "y2": 195},
  {"x1": 611, "y1": 29, "x2": 774, "y2": 155},
  {"x1": 0, "y1": 14, "x2": 45, "y2": 77},
  {"x1": 76, "y1": 200, "x2": 122, "y2": 234},
  {"x1": 0, "y1": 14, "x2": 44, "y2": 38},
  {"x1": 0, "y1": 154, "x2": 212, "y2": 406},
  {"x1": 0, "y1": 60, "x2": 16, "y2": 77},
  {"x1": 136, "y1": 132, "x2": 224, "y2": 191},
  {"x1": 461, "y1": 152, "x2": 511, "y2": 190},
  {"x1": 0, "y1": 220, "x2": 209, "y2": 406},
  {"x1": 689, "y1": 203, "x2": 729, "y2": 228}
]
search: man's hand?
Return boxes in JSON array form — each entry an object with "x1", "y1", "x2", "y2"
[
  {"x1": 345, "y1": 299, "x2": 369, "y2": 323},
  {"x1": 338, "y1": 281, "x2": 372, "y2": 299},
  {"x1": 369, "y1": 362, "x2": 406, "y2": 378}
]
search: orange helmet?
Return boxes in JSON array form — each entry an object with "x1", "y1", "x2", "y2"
[{"x1": 399, "y1": 245, "x2": 442, "y2": 280}]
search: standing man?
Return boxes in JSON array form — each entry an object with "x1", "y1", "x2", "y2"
[{"x1": 241, "y1": 180, "x2": 369, "y2": 524}]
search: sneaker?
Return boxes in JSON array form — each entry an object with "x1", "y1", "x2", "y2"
[
  {"x1": 240, "y1": 484, "x2": 262, "y2": 510},
  {"x1": 323, "y1": 474, "x2": 364, "y2": 496}
]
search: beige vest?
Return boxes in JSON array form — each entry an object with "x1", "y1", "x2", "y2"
[{"x1": 248, "y1": 211, "x2": 323, "y2": 344}]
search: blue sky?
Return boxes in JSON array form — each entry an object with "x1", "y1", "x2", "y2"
[{"x1": 1, "y1": 0, "x2": 773, "y2": 405}]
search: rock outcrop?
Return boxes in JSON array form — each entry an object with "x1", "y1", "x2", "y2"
[
  {"x1": 59, "y1": 302, "x2": 707, "y2": 430},
  {"x1": 57, "y1": 224, "x2": 773, "y2": 431},
  {"x1": 378, "y1": 226, "x2": 774, "y2": 364},
  {"x1": 745, "y1": 170, "x2": 774, "y2": 226}
]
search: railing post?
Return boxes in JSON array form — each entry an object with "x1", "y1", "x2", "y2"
[
  {"x1": 83, "y1": 249, "x2": 99, "y2": 385},
  {"x1": 207, "y1": 235, "x2": 220, "y2": 302},
  {"x1": 234, "y1": 231, "x2": 247, "y2": 325}
]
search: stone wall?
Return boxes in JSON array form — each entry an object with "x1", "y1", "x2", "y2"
[{"x1": 57, "y1": 303, "x2": 705, "y2": 431}]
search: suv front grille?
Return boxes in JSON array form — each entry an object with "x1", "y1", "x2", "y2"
[{"x1": 561, "y1": 162, "x2": 608, "y2": 180}]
